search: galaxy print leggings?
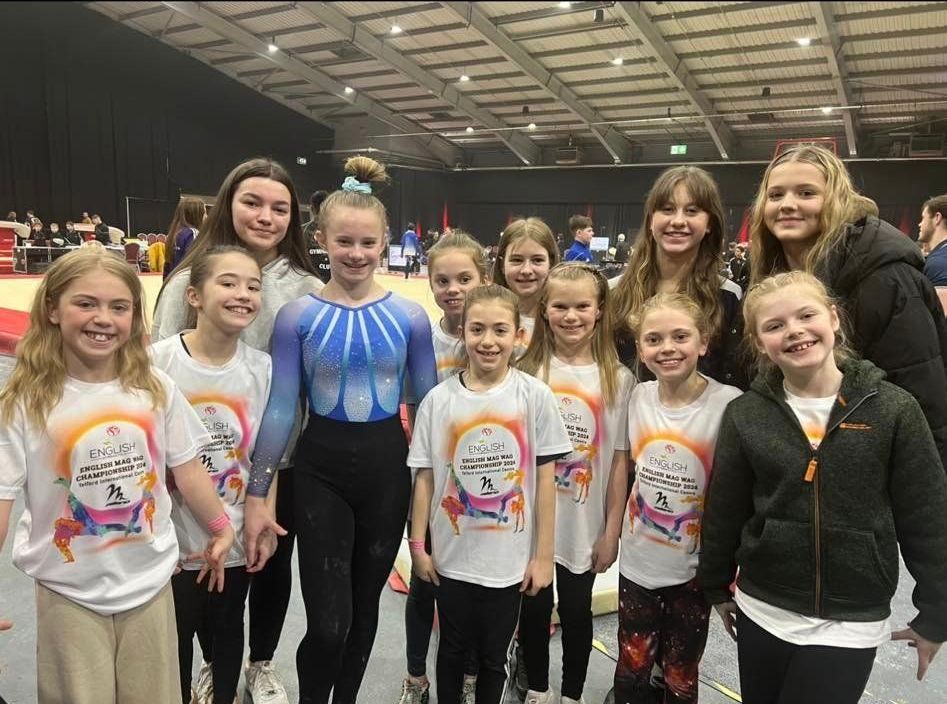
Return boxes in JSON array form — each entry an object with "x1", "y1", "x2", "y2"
[{"x1": 614, "y1": 575, "x2": 710, "y2": 704}]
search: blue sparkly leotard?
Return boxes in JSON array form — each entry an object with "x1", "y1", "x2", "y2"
[{"x1": 248, "y1": 291, "x2": 437, "y2": 497}]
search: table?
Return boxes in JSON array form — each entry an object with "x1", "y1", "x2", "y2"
[{"x1": 13, "y1": 245, "x2": 125, "y2": 274}]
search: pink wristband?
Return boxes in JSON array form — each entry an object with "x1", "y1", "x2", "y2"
[
  {"x1": 207, "y1": 513, "x2": 231, "y2": 535},
  {"x1": 407, "y1": 538, "x2": 426, "y2": 553}
]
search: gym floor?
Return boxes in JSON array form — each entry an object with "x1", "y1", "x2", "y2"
[{"x1": 0, "y1": 273, "x2": 942, "y2": 703}]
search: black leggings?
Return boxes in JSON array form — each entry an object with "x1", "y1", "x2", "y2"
[
  {"x1": 436, "y1": 575, "x2": 522, "y2": 704},
  {"x1": 519, "y1": 563, "x2": 597, "y2": 699},
  {"x1": 295, "y1": 413, "x2": 411, "y2": 704},
  {"x1": 404, "y1": 522, "x2": 478, "y2": 679},
  {"x1": 736, "y1": 609, "x2": 877, "y2": 704},
  {"x1": 172, "y1": 565, "x2": 252, "y2": 704},
  {"x1": 248, "y1": 465, "x2": 296, "y2": 663}
]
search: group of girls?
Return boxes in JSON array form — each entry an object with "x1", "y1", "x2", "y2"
[
  {"x1": 403, "y1": 145, "x2": 947, "y2": 704},
  {"x1": 0, "y1": 143, "x2": 946, "y2": 704}
]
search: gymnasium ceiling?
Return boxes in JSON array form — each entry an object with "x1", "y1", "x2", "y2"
[{"x1": 89, "y1": 1, "x2": 947, "y2": 168}]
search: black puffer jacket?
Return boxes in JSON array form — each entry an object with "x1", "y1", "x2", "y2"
[{"x1": 817, "y1": 216, "x2": 947, "y2": 470}]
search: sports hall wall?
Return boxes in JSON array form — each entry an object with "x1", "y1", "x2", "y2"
[
  {"x1": 439, "y1": 160, "x2": 947, "y2": 245},
  {"x1": 0, "y1": 2, "x2": 333, "y2": 233}
]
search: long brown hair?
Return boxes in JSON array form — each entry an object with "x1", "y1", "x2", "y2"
[
  {"x1": 518, "y1": 263, "x2": 623, "y2": 406},
  {"x1": 749, "y1": 145, "x2": 879, "y2": 288},
  {"x1": 159, "y1": 157, "x2": 316, "y2": 301},
  {"x1": 492, "y1": 217, "x2": 560, "y2": 290},
  {"x1": 0, "y1": 249, "x2": 165, "y2": 428},
  {"x1": 165, "y1": 197, "x2": 206, "y2": 261},
  {"x1": 611, "y1": 166, "x2": 727, "y2": 346}
]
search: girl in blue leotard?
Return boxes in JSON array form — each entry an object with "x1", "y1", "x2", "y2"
[{"x1": 245, "y1": 156, "x2": 437, "y2": 704}]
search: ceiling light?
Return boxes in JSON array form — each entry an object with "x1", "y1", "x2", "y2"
[
  {"x1": 611, "y1": 57, "x2": 624, "y2": 66},
  {"x1": 459, "y1": 74, "x2": 470, "y2": 82},
  {"x1": 821, "y1": 106, "x2": 833, "y2": 114},
  {"x1": 391, "y1": 24, "x2": 403, "y2": 34},
  {"x1": 558, "y1": 1, "x2": 572, "y2": 8},
  {"x1": 796, "y1": 37, "x2": 811, "y2": 46},
  {"x1": 466, "y1": 126, "x2": 474, "y2": 133},
  {"x1": 267, "y1": 43, "x2": 278, "y2": 53},
  {"x1": 344, "y1": 86, "x2": 354, "y2": 94},
  {"x1": 528, "y1": 122, "x2": 537, "y2": 131}
]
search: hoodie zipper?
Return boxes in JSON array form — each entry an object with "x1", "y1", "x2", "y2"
[{"x1": 780, "y1": 388, "x2": 878, "y2": 617}]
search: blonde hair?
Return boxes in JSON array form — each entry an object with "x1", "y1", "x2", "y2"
[
  {"x1": 743, "y1": 271, "x2": 854, "y2": 367},
  {"x1": 518, "y1": 263, "x2": 623, "y2": 406},
  {"x1": 630, "y1": 292, "x2": 712, "y2": 342},
  {"x1": 318, "y1": 156, "x2": 390, "y2": 235},
  {"x1": 0, "y1": 249, "x2": 166, "y2": 428},
  {"x1": 427, "y1": 230, "x2": 488, "y2": 283},
  {"x1": 492, "y1": 217, "x2": 560, "y2": 290},
  {"x1": 611, "y1": 166, "x2": 727, "y2": 346},
  {"x1": 749, "y1": 145, "x2": 879, "y2": 288}
]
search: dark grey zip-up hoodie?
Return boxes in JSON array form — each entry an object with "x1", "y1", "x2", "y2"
[{"x1": 698, "y1": 358, "x2": 947, "y2": 643}]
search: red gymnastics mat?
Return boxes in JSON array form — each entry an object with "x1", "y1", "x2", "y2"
[{"x1": 0, "y1": 308, "x2": 28, "y2": 357}]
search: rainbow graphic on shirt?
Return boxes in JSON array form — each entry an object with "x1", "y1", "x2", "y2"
[
  {"x1": 442, "y1": 414, "x2": 531, "y2": 534},
  {"x1": 186, "y1": 393, "x2": 253, "y2": 505},
  {"x1": 51, "y1": 410, "x2": 161, "y2": 563},
  {"x1": 628, "y1": 430, "x2": 713, "y2": 554},
  {"x1": 551, "y1": 383, "x2": 602, "y2": 505}
]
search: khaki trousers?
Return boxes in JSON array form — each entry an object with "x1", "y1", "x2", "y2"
[{"x1": 36, "y1": 581, "x2": 181, "y2": 704}]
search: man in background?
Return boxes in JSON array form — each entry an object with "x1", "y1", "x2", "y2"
[
  {"x1": 564, "y1": 214, "x2": 594, "y2": 262},
  {"x1": 919, "y1": 194, "x2": 947, "y2": 314}
]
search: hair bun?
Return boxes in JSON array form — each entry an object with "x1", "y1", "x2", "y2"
[{"x1": 344, "y1": 156, "x2": 389, "y2": 185}]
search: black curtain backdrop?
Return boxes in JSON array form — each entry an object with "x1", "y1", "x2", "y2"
[{"x1": 0, "y1": 2, "x2": 334, "y2": 234}]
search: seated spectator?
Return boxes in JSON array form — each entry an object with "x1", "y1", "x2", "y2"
[
  {"x1": 29, "y1": 220, "x2": 48, "y2": 247},
  {"x1": 92, "y1": 214, "x2": 110, "y2": 245},
  {"x1": 163, "y1": 197, "x2": 206, "y2": 278},
  {"x1": 24, "y1": 210, "x2": 37, "y2": 226},
  {"x1": 81, "y1": 211, "x2": 93, "y2": 225},
  {"x1": 5, "y1": 211, "x2": 16, "y2": 222},
  {"x1": 62, "y1": 221, "x2": 82, "y2": 246},
  {"x1": 48, "y1": 222, "x2": 65, "y2": 247}
]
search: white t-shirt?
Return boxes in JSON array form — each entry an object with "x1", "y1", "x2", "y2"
[
  {"x1": 432, "y1": 320, "x2": 465, "y2": 383},
  {"x1": 620, "y1": 376, "x2": 741, "y2": 589},
  {"x1": 408, "y1": 368, "x2": 573, "y2": 588},
  {"x1": 150, "y1": 335, "x2": 272, "y2": 568},
  {"x1": 734, "y1": 387, "x2": 891, "y2": 648},
  {"x1": 0, "y1": 370, "x2": 210, "y2": 615},
  {"x1": 545, "y1": 357, "x2": 634, "y2": 573}
]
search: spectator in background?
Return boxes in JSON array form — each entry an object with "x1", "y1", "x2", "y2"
[
  {"x1": 24, "y1": 210, "x2": 37, "y2": 226},
  {"x1": 92, "y1": 214, "x2": 110, "y2": 245},
  {"x1": 401, "y1": 222, "x2": 421, "y2": 279},
  {"x1": 163, "y1": 197, "x2": 207, "y2": 279},
  {"x1": 29, "y1": 220, "x2": 48, "y2": 246},
  {"x1": 303, "y1": 190, "x2": 331, "y2": 284},
  {"x1": 564, "y1": 214, "x2": 594, "y2": 262},
  {"x1": 614, "y1": 233, "x2": 630, "y2": 263},
  {"x1": 728, "y1": 242, "x2": 750, "y2": 291},
  {"x1": 62, "y1": 221, "x2": 82, "y2": 246},
  {"x1": 919, "y1": 194, "x2": 947, "y2": 314},
  {"x1": 81, "y1": 211, "x2": 93, "y2": 225},
  {"x1": 48, "y1": 223, "x2": 63, "y2": 246},
  {"x1": 5, "y1": 211, "x2": 16, "y2": 222}
]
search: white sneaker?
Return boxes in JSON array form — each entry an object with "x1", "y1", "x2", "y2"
[
  {"x1": 245, "y1": 660, "x2": 290, "y2": 704},
  {"x1": 398, "y1": 678, "x2": 431, "y2": 704},
  {"x1": 461, "y1": 676, "x2": 477, "y2": 704},
  {"x1": 191, "y1": 660, "x2": 213, "y2": 704},
  {"x1": 525, "y1": 689, "x2": 554, "y2": 704},
  {"x1": 560, "y1": 696, "x2": 585, "y2": 704}
]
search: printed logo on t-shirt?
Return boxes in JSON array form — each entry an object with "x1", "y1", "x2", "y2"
[
  {"x1": 628, "y1": 431, "x2": 712, "y2": 554},
  {"x1": 552, "y1": 385, "x2": 601, "y2": 505},
  {"x1": 442, "y1": 415, "x2": 530, "y2": 534},
  {"x1": 188, "y1": 393, "x2": 251, "y2": 505},
  {"x1": 52, "y1": 411, "x2": 160, "y2": 563}
]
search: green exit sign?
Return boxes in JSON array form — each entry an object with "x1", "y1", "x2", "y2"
[{"x1": 670, "y1": 144, "x2": 688, "y2": 155}]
